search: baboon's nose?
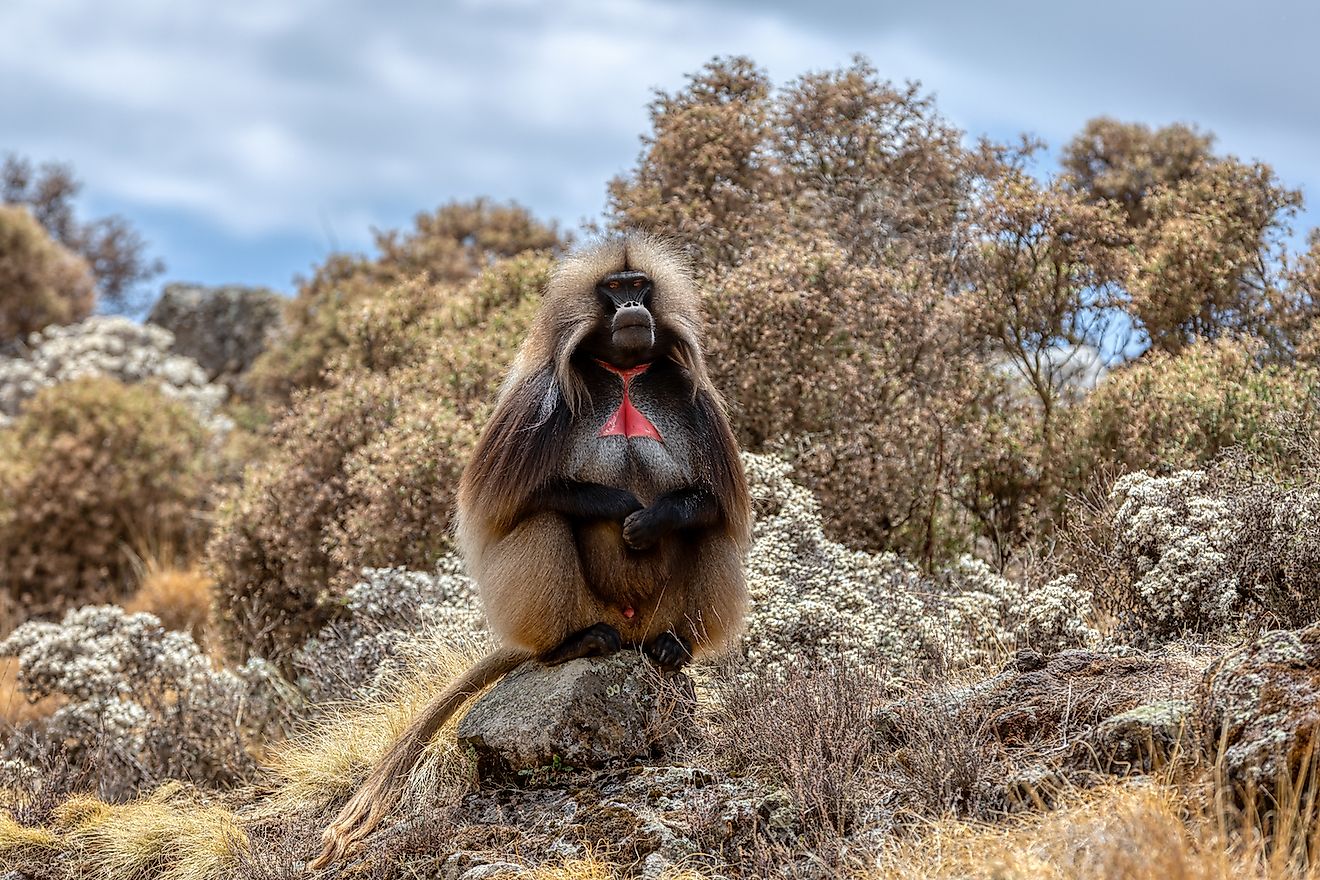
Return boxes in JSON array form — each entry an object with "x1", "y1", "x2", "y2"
[{"x1": 613, "y1": 305, "x2": 651, "y2": 332}]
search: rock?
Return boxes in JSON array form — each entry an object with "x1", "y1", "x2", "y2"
[
  {"x1": 1197, "y1": 622, "x2": 1320, "y2": 790},
  {"x1": 146, "y1": 282, "x2": 284, "y2": 382},
  {"x1": 900, "y1": 648, "x2": 1207, "y2": 749},
  {"x1": 457, "y1": 863, "x2": 525, "y2": 880},
  {"x1": 457, "y1": 652, "x2": 694, "y2": 781},
  {"x1": 1074, "y1": 700, "x2": 1192, "y2": 774}
]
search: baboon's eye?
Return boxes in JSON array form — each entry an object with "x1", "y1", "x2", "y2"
[{"x1": 632, "y1": 280, "x2": 643, "y2": 288}]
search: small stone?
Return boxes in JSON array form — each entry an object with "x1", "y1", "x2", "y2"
[{"x1": 457, "y1": 652, "x2": 694, "y2": 781}]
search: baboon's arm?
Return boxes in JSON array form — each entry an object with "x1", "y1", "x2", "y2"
[
  {"x1": 623, "y1": 484, "x2": 720, "y2": 550},
  {"x1": 527, "y1": 479, "x2": 643, "y2": 521}
]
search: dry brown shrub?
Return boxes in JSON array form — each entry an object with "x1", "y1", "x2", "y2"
[
  {"x1": 701, "y1": 661, "x2": 890, "y2": 859},
  {"x1": 0, "y1": 377, "x2": 211, "y2": 613},
  {"x1": 1285, "y1": 229, "x2": 1320, "y2": 363},
  {"x1": 247, "y1": 199, "x2": 561, "y2": 403},
  {"x1": 1069, "y1": 337, "x2": 1319, "y2": 481},
  {"x1": 207, "y1": 255, "x2": 548, "y2": 666},
  {"x1": 705, "y1": 232, "x2": 995, "y2": 558},
  {"x1": 0, "y1": 204, "x2": 95, "y2": 344}
]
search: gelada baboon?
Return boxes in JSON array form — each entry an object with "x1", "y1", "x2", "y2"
[{"x1": 312, "y1": 233, "x2": 751, "y2": 868}]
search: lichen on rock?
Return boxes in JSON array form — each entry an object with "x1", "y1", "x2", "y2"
[
  {"x1": 1197, "y1": 621, "x2": 1320, "y2": 789},
  {"x1": 457, "y1": 652, "x2": 694, "y2": 782}
]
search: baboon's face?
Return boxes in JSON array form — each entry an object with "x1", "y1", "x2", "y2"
[{"x1": 590, "y1": 270, "x2": 656, "y2": 365}]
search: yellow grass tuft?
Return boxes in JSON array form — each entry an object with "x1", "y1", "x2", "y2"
[
  {"x1": 124, "y1": 563, "x2": 214, "y2": 641},
  {"x1": 870, "y1": 779, "x2": 1320, "y2": 880},
  {"x1": 0, "y1": 811, "x2": 59, "y2": 856},
  {"x1": 516, "y1": 857, "x2": 717, "y2": 880},
  {"x1": 259, "y1": 636, "x2": 490, "y2": 816},
  {"x1": 49, "y1": 785, "x2": 249, "y2": 880}
]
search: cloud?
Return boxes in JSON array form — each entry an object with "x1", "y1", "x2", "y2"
[{"x1": 1, "y1": 0, "x2": 1316, "y2": 291}]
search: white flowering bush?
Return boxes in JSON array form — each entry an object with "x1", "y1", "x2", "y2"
[
  {"x1": 0, "y1": 315, "x2": 230, "y2": 433},
  {"x1": 739, "y1": 453, "x2": 1097, "y2": 679},
  {"x1": 0, "y1": 605, "x2": 288, "y2": 800},
  {"x1": 1073, "y1": 453, "x2": 1320, "y2": 639},
  {"x1": 1106, "y1": 470, "x2": 1243, "y2": 637},
  {"x1": 280, "y1": 453, "x2": 1100, "y2": 701},
  {"x1": 740, "y1": 452, "x2": 931, "y2": 677},
  {"x1": 934, "y1": 558, "x2": 1098, "y2": 669},
  {"x1": 293, "y1": 558, "x2": 489, "y2": 703}
]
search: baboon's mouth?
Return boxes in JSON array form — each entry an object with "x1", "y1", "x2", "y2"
[{"x1": 613, "y1": 311, "x2": 651, "y2": 332}]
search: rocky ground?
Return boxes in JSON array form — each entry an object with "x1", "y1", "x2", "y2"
[{"x1": 174, "y1": 624, "x2": 1315, "y2": 880}]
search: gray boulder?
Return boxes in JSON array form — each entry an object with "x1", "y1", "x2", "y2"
[
  {"x1": 147, "y1": 282, "x2": 285, "y2": 382},
  {"x1": 1075, "y1": 699, "x2": 1192, "y2": 774},
  {"x1": 1197, "y1": 622, "x2": 1320, "y2": 790},
  {"x1": 457, "y1": 652, "x2": 694, "y2": 781}
]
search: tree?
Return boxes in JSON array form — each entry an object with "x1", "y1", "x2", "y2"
[
  {"x1": 246, "y1": 198, "x2": 563, "y2": 403},
  {"x1": 1, "y1": 153, "x2": 163, "y2": 310},
  {"x1": 1126, "y1": 158, "x2": 1301, "y2": 353},
  {"x1": 0, "y1": 204, "x2": 96, "y2": 343},
  {"x1": 1061, "y1": 117, "x2": 1214, "y2": 227},
  {"x1": 606, "y1": 56, "x2": 778, "y2": 270}
]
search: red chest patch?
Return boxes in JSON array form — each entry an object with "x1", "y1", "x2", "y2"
[{"x1": 596, "y1": 360, "x2": 663, "y2": 442}]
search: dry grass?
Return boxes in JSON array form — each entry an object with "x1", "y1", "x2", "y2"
[
  {"x1": 516, "y1": 859, "x2": 716, "y2": 879},
  {"x1": 871, "y1": 778, "x2": 1320, "y2": 880},
  {"x1": 0, "y1": 784, "x2": 249, "y2": 880},
  {"x1": 124, "y1": 562, "x2": 215, "y2": 643},
  {"x1": 0, "y1": 809, "x2": 60, "y2": 855},
  {"x1": 257, "y1": 637, "x2": 488, "y2": 817}
]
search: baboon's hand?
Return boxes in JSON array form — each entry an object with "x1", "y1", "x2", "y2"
[{"x1": 623, "y1": 506, "x2": 666, "y2": 550}]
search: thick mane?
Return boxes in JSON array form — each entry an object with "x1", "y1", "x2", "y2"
[
  {"x1": 462, "y1": 230, "x2": 749, "y2": 548},
  {"x1": 514, "y1": 232, "x2": 713, "y2": 411}
]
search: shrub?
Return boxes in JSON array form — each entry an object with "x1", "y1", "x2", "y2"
[
  {"x1": 703, "y1": 661, "x2": 887, "y2": 857},
  {"x1": 0, "y1": 316, "x2": 231, "y2": 434},
  {"x1": 0, "y1": 605, "x2": 286, "y2": 804},
  {"x1": 0, "y1": 378, "x2": 212, "y2": 612},
  {"x1": 291, "y1": 561, "x2": 487, "y2": 704},
  {"x1": 740, "y1": 453, "x2": 1095, "y2": 680},
  {"x1": 246, "y1": 200, "x2": 561, "y2": 403},
  {"x1": 1069, "y1": 337, "x2": 1319, "y2": 480},
  {"x1": 1069, "y1": 439, "x2": 1320, "y2": 640},
  {"x1": 207, "y1": 255, "x2": 548, "y2": 667},
  {"x1": 3, "y1": 153, "x2": 163, "y2": 309},
  {"x1": 706, "y1": 233, "x2": 995, "y2": 558},
  {"x1": 0, "y1": 204, "x2": 95, "y2": 344}
]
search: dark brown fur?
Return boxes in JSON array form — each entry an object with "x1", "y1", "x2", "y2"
[{"x1": 312, "y1": 233, "x2": 750, "y2": 869}]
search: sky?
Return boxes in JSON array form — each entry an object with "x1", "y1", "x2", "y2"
[{"x1": 3, "y1": 0, "x2": 1318, "y2": 298}]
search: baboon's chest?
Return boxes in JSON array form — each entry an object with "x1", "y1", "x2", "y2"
[{"x1": 563, "y1": 363, "x2": 695, "y2": 499}]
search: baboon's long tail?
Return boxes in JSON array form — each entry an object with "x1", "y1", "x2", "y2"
[{"x1": 309, "y1": 647, "x2": 533, "y2": 870}]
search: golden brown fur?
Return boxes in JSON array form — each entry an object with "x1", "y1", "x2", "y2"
[{"x1": 313, "y1": 233, "x2": 750, "y2": 868}]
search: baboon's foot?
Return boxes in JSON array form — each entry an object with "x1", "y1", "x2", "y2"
[
  {"x1": 542, "y1": 623, "x2": 623, "y2": 665},
  {"x1": 645, "y1": 632, "x2": 692, "y2": 672}
]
